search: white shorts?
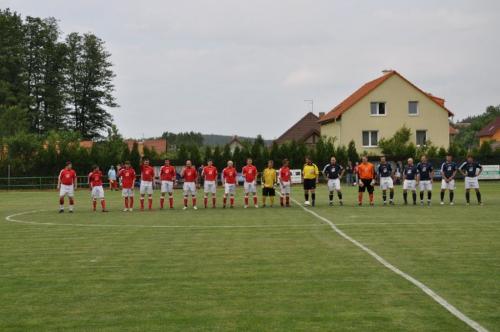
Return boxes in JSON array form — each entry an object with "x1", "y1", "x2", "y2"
[
  {"x1": 441, "y1": 179, "x2": 455, "y2": 190},
  {"x1": 204, "y1": 180, "x2": 216, "y2": 194},
  {"x1": 280, "y1": 181, "x2": 291, "y2": 194},
  {"x1": 419, "y1": 180, "x2": 433, "y2": 191},
  {"x1": 161, "y1": 180, "x2": 174, "y2": 193},
  {"x1": 327, "y1": 178, "x2": 341, "y2": 191},
  {"x1": 91, "y1": 185, "x2": 104, "y2": 199},
  {"x1": 122, "y1": 188, "x2": 134, "y2": 197},
  {"x1": 224, "y1": 183, "x2": 236, "y2": 195},
  {"x1": 183, "y1": 182, "x2": 196, "y2": 196},
  {"x1": 379, "y1": 177, "x2": 394, "y2": 190},
  {"x1": 464, "y1": 177, "x2": 479, "y2": 189},
  {"x1": 403, "y1": 180, "x2": 416, "y2": 191},
  {"x1": 59, "y1": 184, "x2": 74, "y2": 197},
  {"x1": 244, "y1": 181, "x2": 256, "y2": 193},
  {"x1": 140, "y1": 181, "x2": 153, "y2": 195}
]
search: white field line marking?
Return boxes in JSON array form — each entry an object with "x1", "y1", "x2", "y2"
[
  {"x1": 4, "y1": 210, "x2": 326, "y2": 229},
  {"x1": 290, "y1": 197, "x2": 489, "y2": 332},
  {"x1": 333, "y1": 221, "x2": 500, "y2": 226}
]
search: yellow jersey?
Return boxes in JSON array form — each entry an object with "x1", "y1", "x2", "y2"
[
  {"x1": 303, "y1": 163, "x2": 319, "y2": 180},
  {"x1": 262, "y1": 168, "x2": 277, "y2": 188}
]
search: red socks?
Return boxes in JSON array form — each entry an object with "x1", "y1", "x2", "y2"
[
  {"x1": 212, "y1": 197, "x2": 216, "y2": 207},
  {"x1": 286, "y1": 196, "x2": 289, "y2": 205},
  {"x1": 93, "y1": 200, "x2": 97, "y2": 210},
  {"x1": 148, "y1": 198, "x2": 152, "y2": 210},
  {"x1": 358, "y1": 192, "x2": 363, "y2": 204},
  {"x1": 253, "y1": 196, "x2": 257, "y2": 205},
  {"x1": 204, "y1": 197, "x2": 208, "y2": 208},
  {"x1": 183, "y1": 197, "x2": 188, "y2": 207},
  {"x1": 245, "y1": 196, "x2": 249, "y2": 205},
  {"x1": 140, "y1": 198, "x2": 144, "y2": 210},
  {"x1": 369, "y1": 193, "x2": 374, "y2": 204},
  {"x1": 230, "y1": 197, "x2": 234, "y2": 206},
  {"x1": 192, "y1": 198, "x2": 197, "y2": 206},
  {"x1": 160, "y1": 197, "x2": 165, "y2": 209},
  {"x1": 169, "y1": 197, "x2": 173, "y2": 208},
  {"x1": 124, "y1": 197, "x2": 129, "y2": 208},
  {"x1": 223, "y1": 196, "x2": 227, "y2": 206},
  {"x1": 101, "y1": 200, "x2": 106, "y2": 211},
  {"x1": 130, "y1": 197, "x2": 134, "y2": 208},
  {"x1": 59, "y1": 197, "x2": 64, "y2": 205}
]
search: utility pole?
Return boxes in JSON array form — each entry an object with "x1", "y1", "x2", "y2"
[{"x1": 304, "y1": 99, "x2": 314, "y2": 113}]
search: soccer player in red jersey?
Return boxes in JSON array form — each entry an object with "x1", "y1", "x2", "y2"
[
  {"x1": 159, "y1": 159, "x2": 176, "y2": 209},
  {"x1": 278, "y1": 159, "x2": 292, "y2": 207},
  {"x1": 242, "y1": 158, "x2": 258, "y2": 208},
  {"x1": 57, "y1": 161, "x2": 77, "y2": 213},
  {"x1": 88, "y1": 165, "x2": 108, "y2": 212},
  {"x1": 181, "y1": 160, "x2": 198, "y2": 210},
  {"x1": 222, "y1": 160, "x2": 237, "y2": 208},
  {"x1": 139, "y1": 159, "x2": 155, "y2": 210},
  {"x1": 118, "y1": 161, "x2": 136, "y2": 212},
  {"x1": 202, "y1": 160, "x2": 218, "y2": 208}
]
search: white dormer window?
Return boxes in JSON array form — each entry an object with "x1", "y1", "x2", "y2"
[{"x1": 370, "y1": 102, "x2": 386, "y2": 116}]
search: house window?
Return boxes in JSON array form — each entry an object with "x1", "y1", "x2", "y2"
[
  {"x1": 416, "y1": 130, "x2": 427, "y2": 146},
  {"x1": 362, "y1": 131, "x2": 378, "y2": 147},
  {"x1": 409, "y1": 101, "x2": 419, "y2": 115},
  {"x1": 370, "y1": 102, "x2": 386, "y2": 116}
]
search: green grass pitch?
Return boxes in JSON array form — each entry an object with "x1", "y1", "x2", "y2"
[{"x1": 1, "y1": 182, "x2": 499, "y2": 331}]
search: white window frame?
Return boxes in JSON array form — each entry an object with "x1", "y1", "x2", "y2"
[
  {"x1": 416, "y1": 129, "x2": 427, "y2": 147},
  {"x1": 370, "y1": 102, "x2": 387, "y2": 117},
  {"x1": 408, "y1": 101, "x2": 419, "y2": 116},
  {"x1": 362, "y1": 130, "x2": 379, "y2": 147}
]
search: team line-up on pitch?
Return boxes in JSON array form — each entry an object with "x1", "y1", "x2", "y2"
[{"x1": 57, "y1": 153, "x2": 485, "y2": 213}]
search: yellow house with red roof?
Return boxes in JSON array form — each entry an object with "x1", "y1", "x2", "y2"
[{"x1": 319, "y1": 70, "x2": 453, "y2": 154}]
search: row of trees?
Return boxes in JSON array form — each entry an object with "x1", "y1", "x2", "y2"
[
  {"x1": 1, "y1": 126, "x2": 499, "y2": 177},
  {"x1": 0, "y1": 9, "x2": 117, "y2": 139}
]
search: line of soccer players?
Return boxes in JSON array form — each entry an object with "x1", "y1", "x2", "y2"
[{"x1": 57, "y1": 154, "x2": 484, "y2": 212}]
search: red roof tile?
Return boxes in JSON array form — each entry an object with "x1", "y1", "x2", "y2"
[
  {"x1": 318, "y1": 70, "x2": 453, "y2": 124},
  {"x1": 476, "y1": 117, "x2": 500, "y2": 137}
]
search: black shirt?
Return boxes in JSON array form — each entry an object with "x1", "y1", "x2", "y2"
[
  {"x1": 417, "y1": 162, "x2": 433, "y2": 181},
  {"x1": 404, "y1": 165, "x2": 418, "y2": 180},
  {"x1": 440, "y1": 161, "x2": 457, "y2": 179},
  {"x1": 322, "y1": 163, "x2": 344, "y2": 179},
  {"x1": 377, "y1": 163, "x2": 392, "y2": 177},
  {"x1": 460, "y1": 161, "x2": 482, "y2": 177}
]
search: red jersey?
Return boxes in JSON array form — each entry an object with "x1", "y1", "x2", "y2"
[
  {"x1": 279, "y1": 166, "x2": 291, "y2": 182},
  {"x1": 160, "y1": 165, "x2": 176, "y2": 181},
  {"x1": 140, "y1": 164, "x2": 155, "y2": 181},
  {"x1": 88, "y1": 170, "x2": 103, "y2": 187},
  {"x1": 223, "y1": 167, "x2": 237, "y2": 184},
  {"x1": 119, "y1": 167, "x2": 136, "y2": 189},
  {"x1": 59, "y1": 169, "x2": 76, "y2": 186},
  {"x1": 242, "y1": 165, "x2": 257, "y2": 182},
  {"x1": 203, "y1": 165, "x2": 218, "y2": 181},
  {"x1": 182, "y1": 166, "x2": 197, "y2": 182}
]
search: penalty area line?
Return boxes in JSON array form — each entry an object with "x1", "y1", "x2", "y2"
[
  {"x1": 4, "y1": 210, "x2": 327, "y2": 229},
  {"x1": 290, "y1": 197, "x2": 489, "y2": 332}
]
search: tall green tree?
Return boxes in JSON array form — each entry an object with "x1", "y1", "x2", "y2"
[
  {"x1": 65, "y1": 32, "x2": 117, "y2": 139},
  {"x1": 347, "y1": 140, "x2": 359, "y2": 163},
  {"x1": 23, "y1": 16, "x2": 68, "y2": 133}
]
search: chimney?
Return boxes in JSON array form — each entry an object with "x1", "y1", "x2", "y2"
[
  {"x1": 382, "y1": 69, "x2": 393, "y2": 74},
  {"x1": 319, "y1": 112, "x2": 325, "y2": 118}
]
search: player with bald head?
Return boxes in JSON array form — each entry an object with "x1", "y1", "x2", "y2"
[
  {"x1": 403, "y1": 158, "x2": 418, "y2": 205},
  {"x1": 222, "y1": 160, "x2": 238, "y2": 208}
]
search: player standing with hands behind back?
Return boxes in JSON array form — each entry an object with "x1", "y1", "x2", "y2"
[
  {"x1": 302, "y1": 156, "x2": 319, "y2": 206},
  {"x1": 139, "y1": 159, "x2": 155, "y2": 211},
  {"x1": 57, "y1": 161, "x2": 77, "y2": 213},
  {"x1": 278, "y1": 159, "x2": 291, "y2": 207},
  {"x1": 88, "y1": 165, "x2": 108, "y2": 212},
  {"x1": 181, "y1": 160, "x2": 198, "y2": 210}
]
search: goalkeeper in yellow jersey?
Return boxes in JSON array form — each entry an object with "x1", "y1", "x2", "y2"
[{"x1": 261, "y1": 160, "x2": 277, "y2": 207}]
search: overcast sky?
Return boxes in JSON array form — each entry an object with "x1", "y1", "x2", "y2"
[{"x1": 3, "y1": 0, "x2": 500, "y2": 139}]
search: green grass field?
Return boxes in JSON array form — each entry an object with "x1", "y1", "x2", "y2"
[{"x1": 1, "y1": 182, "x2": 499, "y2": 331}]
